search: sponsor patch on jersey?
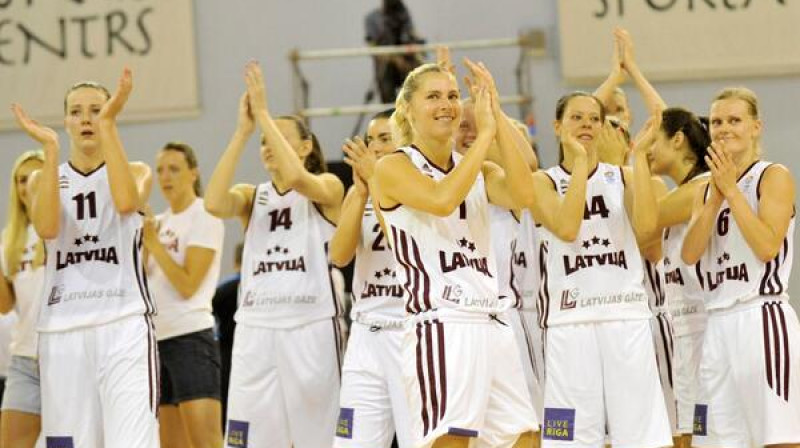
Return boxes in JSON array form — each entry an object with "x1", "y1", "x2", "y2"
[
  {"x1": 603, "y1": 169, "x2": 618, "y2": 184},
  {"x1": 227, "y1": 420, "x2": 249, "y2": 447},
  {"x1": 46, "y1": 437, "x2": 74, "y2": 448},
  {"x1": 336, "y1": 408, "x2": 354, "y2": 439},
  {"x1": 693, "y1": 404, "x2": 708, "y2": 436},
  {"x1": 447, "y1": 427, "x2": 479, "y2": 437},
  {"x1": 542, "y1": 408, "x2": 575, "y2": 441}
]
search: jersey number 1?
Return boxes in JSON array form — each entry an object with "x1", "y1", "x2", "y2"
[{"x1": 72, "y1": 192, "x2": 97, "y2": 220}]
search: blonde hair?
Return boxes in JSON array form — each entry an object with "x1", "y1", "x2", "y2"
[
  {"x1": 713, "y1": 87, "x2": 762, "y2": 155},
  {"x1": 713, "y1": 86, "x2": 759, "y2": 119},
  {"x1": 390, "y1": 63, "x2": 456, "y2": 147},
  {"x1": 3, "y1": 150, "x2": 46, "y2": 278}
]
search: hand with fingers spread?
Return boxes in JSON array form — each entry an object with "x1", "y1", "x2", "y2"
[
  {"x1": 98, "y1": 68, "x2": 133, "y2": 122},
  {"x1": 11, "y1": 104, "x2": 59, "y2": 151},
  {"x1": 464, "y1": 59, "x2": 497, "y2": 137},
  {"x1": 560, "y1": 124, "x2": 588, "y2": 163},
  {"x1": 632, "y1": 114, "x2": 660, "y2": 158},
  {"x1": 343, "y1": 137, "x2": 377, "y2": 180},
  {"x1": 436, "y1": 45, "x2": 456, "y2": 76},
  {"x1": 236, "y1": 92, "x2": 255, "y2": 136},
  {"x1": 705, "y1": 141, "x2": 737, "y2": 199},
  {"x1": 597, "y1": 120, "x2": 630, "y2": 166},
  {"x1": 244, "y1": 61, "x2": 270, "y2": 115}
]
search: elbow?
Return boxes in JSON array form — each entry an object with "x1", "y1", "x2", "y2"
[
  {"x1": 203, "y1": 198, "x2": 225, "y2": 218},
  {"x1": 178, "y1": 284, "x2": 200, "y2": 300},
  {"x1": 755, "y1": 245, "x2": 781, "y2": 263},
  {"x1": 430, "y1": 198, "x2": 460, "y2": 218},
  {"x1": 329, "y1": 251, "x2": 354, "y2": 269},
  {"x1": 681, "y1": 246, "x2": 701, "y2": 266},
  {"x1": 554, "y1": 226, "x2": 580, "y2": 243},
  {"x1": 34, "y1": 222, "x2": 59, "y2": 240}
]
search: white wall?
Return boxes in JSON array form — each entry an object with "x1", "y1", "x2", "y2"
[{"x1": 1, "y1": 1, "x2": 799, "y2": 309}]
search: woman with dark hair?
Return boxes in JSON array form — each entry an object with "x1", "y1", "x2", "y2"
[
  {"x1": 11, "y1": 69, "x2": 156, "y2": 447},
  {"x1": 330, "y1": 109, "x2": 414, "y2": 448},
  {"x1": 144, "y1": 141, "x2": 225, "y2": 448},
  {"x1": 0, "y1": 150, "x2": 45, "y2": 448},
  {"x1": 502, "y1": 88, "x2": 672, "y2": 448},
  {"x1": 205, "y1": 61, "x2": 344, "y2": 448},
  {"x1": 682, "y1": 87, "x2": 800, "y2": 448}
]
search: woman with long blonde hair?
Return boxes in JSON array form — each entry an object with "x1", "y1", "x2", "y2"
[{"x1": 0, "y1": 150, "x2": 47, "y2": 448}]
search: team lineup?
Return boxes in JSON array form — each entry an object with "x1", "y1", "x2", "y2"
[{"x1": 0, "y1": 27, "x2": 799, "y2": 448}]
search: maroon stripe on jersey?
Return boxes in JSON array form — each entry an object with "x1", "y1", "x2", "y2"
[
  {"x1": 768, "y1": 304, "x2": 782, "y2": 397},
  {"x1": 519, "y1": 309, "x2": 541, "y2": 381},
  {"x1": 409, "y1": 236, "x2": 432, "y2": 311},
  {"x1": 509, "y1": 240, "x2": 522, "y2": 309},
  {"x1": 537, "y1": 242, "x2": 550, "y2": 328},
  {"x1": 695, "y1": 262, "x2": 705, "y2": 291},
  {"x1": 760, "y1": 259, "x2": 774, "y2": 296},
  {"x1": 324, "y1": 243, "x2": 343, "y2": 317},
  {"x1": 415, "y1": 323, "x2": 431, "y2": 435},
  {"x1": 392, "y1": 227, "x2": 419, "y2": 314},
  {"x1": 778, "y1": 303, "x2": 791, "y2": 401},
  {"x1": 332, "y1": 318, "x2": 343, "y2": 378},
  {"x1": 424, "y1": 322, "x2": 441, "y2": 429},
  {"x1": 772, "y1": 239, "x2": 787, "y2": 294},
  {"x1": 657, "y1": 314, "x2": 674, "y2": 388},
  {"x1": 145, "y1": 316, "x2": 159, "y2": 414},
  {"x1": 763, "y1": 304, "x2": 774, "y2": 389},
  {"x1": 132, "y1": 229, "x2": 155, "y2": 314},
  {"x1": 435, "y1": 320, "x2": 448, "y2": 419},
  {"x1": 645, "y1": 261, "x2": 663, "y2": 309}
]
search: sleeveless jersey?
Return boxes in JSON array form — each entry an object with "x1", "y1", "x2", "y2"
[
  {"x1": 350, "y1": 197, "x2": 404, "y2": 327},
  {"x1": 698, "y1": 161, "x2": 794, "y2": 311},
  {"x1": 380, "y1": 146, "x2": 504, "y2": 321},
  {"x1": 39, "y1": 163, "x2": 152, "y2": 332},
  {"x1": 237, "y1": 182, "x2": 338, "y2": 328},
  {"x1": 490, "y1": 204, "x2": 519, "y2": 309},
  {"x1": 664, "y1": 175, "x2": 709, "y2": 336},
  {"x1": 538, "y1": 163, "x2": 649, "y2": 327},
  {"x1": 512, "y1": 210, "x2": 540, "y2": 311}
]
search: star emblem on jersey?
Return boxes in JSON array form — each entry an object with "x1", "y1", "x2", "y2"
[
  {"x1": 717, "y1": 252, "x2": 731, "y2": 265},
  {"x1": 75, "y1": 234, "x2": 99, "y2": 247},
  {"x1": 266, "y1": 245, "x2": 290, "y2": 257},
  {"x1": 582, "y1": 235, "x2": 607, "y2": 249},
  {"x1": 458, "y1": 237, "x2": 469, "y2": 248},
  {"x1": 468, "y1": 242, "x2": 476, "y2": 252},
  {"x1": 375, "y1": 268, "x2": 396, "y2": 280}
]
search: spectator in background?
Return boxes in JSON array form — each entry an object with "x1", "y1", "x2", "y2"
[{"x1": 365, "y1": 0, "x2": 425, "y2": 103}]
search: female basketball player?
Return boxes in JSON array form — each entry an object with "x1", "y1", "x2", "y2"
[
  {"x1": 329, "y1": 109, "x2": 414, "y2": 448},
  {"x1": 500, "y1": 84, "x2": 674, "y2": 447},
  {"x1": 372, "y1": 59, "x2": 539, "y2": 448},
  {"x1": 205, "y1": 61, "x2": 344, "y2": 448},
  {"x1": 0, "y1": 150, "x2": 45, "y2": 448},
  {"x1": 682, "y1": 87, "x2": 800, "y2": 447},
  {"x1": 11, "y1": 69, "x2": 157, "y2": 448},
  {"x1": 144, "y1": 142, "x2": 224, "y2": 448}
]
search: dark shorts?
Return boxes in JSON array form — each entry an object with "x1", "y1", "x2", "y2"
[{"x1": 159, "y1": 328, "x2": 221, "y2": 406}]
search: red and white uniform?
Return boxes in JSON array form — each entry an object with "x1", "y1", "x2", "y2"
[
  {"x1": 335, "y1": 197, "x2": 411, "y2": 448},
  {"x1": 692, "y1": 161, "x2": 800, "y2": 448},
  {"x1": 226, "y1": 182, "x2": 341, "y2": 448},
  {"x1": 538, "y1": 163, "x2": 671, "y2": 448},
  {"x1": 380, "y1": 146, "x2": 538, "y2": 448},
  {"x1": 39, "y1": 162, "x2": 158, "y2": 448}
]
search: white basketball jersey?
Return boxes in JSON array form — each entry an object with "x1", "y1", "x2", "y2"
[
  {"x1": 237, "y1": 182, "x2": 338, "y2": 328},
  {"x1": 350, "y1": 197, "x2": 404, "y2": 327},
  {"x1": 380, "y1": 146, "x2": 504, "y2": 320},
  {"x1": 512, "y1": 210, "x2": 540, "y2": 311},
  {"x1": 490, "y1": 204, "x2": 519, "y2": 309},
  {"x1": 664, "y1": 175, "x2": 709, "y2": 336},
  {"x1": 538, "y1": 163, "x2": 649, "y2": 327},
  {"x1": 39, "y1": 163, "x2": 153, "y2": 333},
  {"x1": 699, "y1": 161, "x2": 794, "y2": 311}
]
